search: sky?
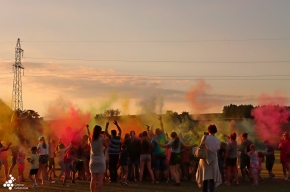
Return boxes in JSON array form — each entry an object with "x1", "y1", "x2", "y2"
[{"x1": 1, "y1": 1, "x2": 290, "y2": 118}]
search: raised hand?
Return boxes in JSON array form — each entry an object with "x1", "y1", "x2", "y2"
[
  {"x1": 113, "y1": 120, "x2": 118, "y2": 125},
  {"x1": 106, "y1": 122, "x2": 110, "y2": 127},
  {"x1": 158, "y1": 116, "x2": 162, "y2": 121}
]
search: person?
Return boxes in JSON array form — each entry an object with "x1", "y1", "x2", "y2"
[
  {"x1": 196, "y1": 124, "x2": 222, "y2": 192},
  {"x1": 139, "y1": 131, "x2": 156, "y2": 183},
  {"x1": 0, "y1": 141, "x2": 12, "y2": 180},
  {"x1": 88, "y1": 125, "x2": 108, "y2": 192},
  {"x1": 239, "y1": 132, "x2": 252, "y2": 181},
  {"x1": 27, "y1": 146, "x2": 39, "y2": 188},
  {"x1": 223, "y1": 133, "x2": 239, "y2": 185},
  {"x1": 217, "y1": 142, "x2": 226, "y2": 182},
  {"x1": 17, "y1": 147, "x2": 26, "y2": 182},
  {"x1": 105, "y1": 120, "x2": 122, "y2": 183},
  {"x1": 8, "y1": 145, "x2": 19, "y2": 175},
  {"x1": 63, "y1": 145, "x2": 77, "y2": 186},
  {"x1": 81, "y1": 131, "x2": 91, "y2": 181},
  {"x1": 120, "y1": 144, "x2": 129, "y2": 186},
  {"x1": 246, "y1": 144, "x2": 259, "y2": 185},
  {"x1": 263, "y1": 140, "x2": 275, "y2": 179},
  {"x1": 55, "y1": 143, "x2": 72, "y2": 183},
  {"x1": 180, "y1": 140, "x2": 191, "y2": 180},
  {"x1": 154, "y1": 131, "x2": 196, "y2": 186},
  {"x1": 37, "y1": 136, "x2": 49, "y2": 184},
  {"x1": 48, "y1": 139, "x2": 57, "y2": 181},
  {"x1": 278, "y1": 132, "x2": 290, "y2": 180},
  {"x1": 151, "y1": 116, "x2": 169, "y2": 182},
  {"x1": 124, "y1": 130, "x2": 141, "y2": 181}
]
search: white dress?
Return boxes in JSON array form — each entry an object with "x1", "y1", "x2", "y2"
[
  {"x1": 89, "y1": 137, "x2": 106, "y2": 173},
  {"x1": 196, "y1": 135, "x2": 222, "y2": 188}
]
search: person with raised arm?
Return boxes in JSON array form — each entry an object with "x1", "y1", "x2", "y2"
[
  {"x1": 154, "y1": 131, "x2": 197, "y2": 186},
  {"x1": 105, "y1": 120, "x2": 122, "y2": 183},
  {"x1": 151, "y1": 116, "x2": 169, "y2": 183},
  {"x1": 54, "y1": 142, "x2": 72, "y2": 183},
  {"x1": 88, "y1": 125, "x2": 107, "y2": 192}
]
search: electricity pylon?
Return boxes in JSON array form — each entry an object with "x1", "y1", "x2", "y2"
[{"x1": 11, "y1": 38, "x2": 24, "y2": 111}]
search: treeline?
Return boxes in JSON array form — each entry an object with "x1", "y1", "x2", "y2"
[{"x1": 222, "y1": 104, "x2": 290, "y2": 119}]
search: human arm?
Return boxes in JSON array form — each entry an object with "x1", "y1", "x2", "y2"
[
  {"x1": 181, "y1": 142, "x2": 198, "y2": 149},
  {"x1": 113, "y1": 121, "x2": 122, "y2": 137},
  {"x1": 86, "y1": 124, "x2": 91, "y2": 142},
  {"x1": 153, "y1": 138, "x2": 169, "y2": 148},
  {"x1": 105, "y1": 122, "x2": 110, "y2": 138},
  {"x1": 158, "y1": 116, "x2": 164, "y2": 132},
  {"x1": 0, "y1": 142, "x2": 12, "y2": 152}
]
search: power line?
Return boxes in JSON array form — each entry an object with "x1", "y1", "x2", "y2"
[{"x1": 21, "y1": 57, "x2": 290, "y2": 64}]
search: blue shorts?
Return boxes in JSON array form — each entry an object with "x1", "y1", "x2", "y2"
[{"x1": 153, "y1": 153, "x2": 168, "y2": 171}]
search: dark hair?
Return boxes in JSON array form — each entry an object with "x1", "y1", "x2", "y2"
[
  {"x1": 142, "y1": 131, "x2": 148, "y2": 137},
  {"x1": 92, "y1": 125, "x2": 102, "y2": 141},
  {"x1": 111, "y1": 130, "x2": 117, "y2": 136},
  {"x1": 242, "y1": 132, "x2": 248, "y2": 138},
  {"x1": 42, "y1": 137, "x2": 47, "y2": 149},
  {"x1": 207, "y1": 124, "x2": 217, "y2": 134},
  {"x1": 130, "y1": 130, "x2": 135, "y2": 137},
  {"x1": 230, "y1": 133, "x2": 237, "y2": 141},
  {"x1": 170, "y1": 132, "x2": 179, "y2": 149}
]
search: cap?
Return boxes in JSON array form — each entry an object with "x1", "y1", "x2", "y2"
[
  {"x1": 31, "y1": 146, "x2": 37, "y2": 151},
  {"x1": 38, "y1": 136, "x2": 44, "y2": 140}
]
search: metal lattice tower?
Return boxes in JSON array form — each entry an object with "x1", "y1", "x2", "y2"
[{"x1": 11, "y1": 38, "x2": 25, "y2": 111}]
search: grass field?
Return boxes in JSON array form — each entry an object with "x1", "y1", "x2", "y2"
[{"x1": 0, "y1": 152, "x2": 289, "y2": 192}]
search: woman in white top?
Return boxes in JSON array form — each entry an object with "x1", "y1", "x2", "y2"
[
  {"x1": 88, "y1": 125, "x2": 107, "y2": 192},
  {"x1": 37, "y1": 136, "x2": 49, "y2": 185},
  {"x1": 196, "y1": 125, "x2": 222, "y2": 192}
]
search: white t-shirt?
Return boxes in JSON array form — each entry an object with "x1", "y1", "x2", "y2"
[{"x1": 37, "y1": 143, "x2": 49, "y2": 155}]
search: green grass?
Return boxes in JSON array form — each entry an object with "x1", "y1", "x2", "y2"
[{"x1": 0, "y1": 152, "x2": 289, "y2": 192}]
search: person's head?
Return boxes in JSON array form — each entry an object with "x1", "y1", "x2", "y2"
[
  {"x1": 31, "y1": 146, "x2": 37, "y2": 154},
  {"x1": 220, "y1": 142, "x2": 227, "y2": 148},
  {"x1": 282, "y1": 132, "x2": 289, "y2": 140},
  {"x1": 138, "y1": 133, "x2": 143, "y2": 138},
  {"x1": 130, "y1": 130, "x2": 136, "y2": 138},
  {"x1": 58, "y1": 143, "x2": 65, "y2": 149},
  {"x1": 19, "y1": 147, "x2": 25, "y2": 154},
  {"x1": 207, "y1": 124, "x2": 217, "y2": 134},
  {"x1": 250, "y1": 144, "x2": 256, "y2": 152},
  {"x1": 230, "y1": 132, "x2": 237, "y2": 141},
  {"x1": 111, "y1": 130, "x2": 117, "y2": 136},
  {"x1": 124, "y1": 133, "x2": 130, "y2": 140},
  {"x1": 121, "y1": 144, "x2": 127, "y2": 151},
  {"x1": 263, "y1": 140, "x2": 270, "y2": 146},
  {"x1": 39, "y1": 136, "x2": 47, "y2": 148},
  {"x1": 241, "y1": 132, "x2": 248, "y2": 141},
  {"x1": 170, "y1": 132, "x2": 180, "y2": 149},
  {"x1": 155, "y1": 128, "x2": 162, "y2": 136},
  {"x1": 142, "y1": 131, "x2": 148, "y2": 138},
  {"x1": 92, "y1": 125, "x2": 102, "y2": 141}
]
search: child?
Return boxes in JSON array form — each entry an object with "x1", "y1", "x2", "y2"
[
  {"x1": 55, "y1": 143, "x2": 72, "y2": 183},
  {"x1": 27, "y1": 146, "x2": 39, "y2": 188},
  {"x1": 9, "y1": 145, "x2": 19, "y2": 175},
  {"x1": 257, "y1": 152, "x2": 265, "y2": 183},
  {"x1": 120, "y1": 144, "x2": 129, "y2": 186},
  {"x1": 63, "y1": 145, "x2": 77, "y2": 186},
  {"x1": 246, "y1": 144, "x2": 259, "y2": 185},
  {"x1": 263, "y1": 140, "x2": 275, "y2": 179},
  {"x1": 17, "y1": 147, "x2": 26, "y2": 182}
]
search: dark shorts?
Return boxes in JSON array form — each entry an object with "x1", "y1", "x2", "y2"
[
  {"x1": 153, "y1": 153, "x2": 168, "y2": 171},
  {"x1": 29, "y1": 169, "x2": 39, "y2": 175},
  {"x1": 39, "y1": 155, "x2": 48, "y2": 164},
  {"x1": 169, "y1": 152, "x2": 181, "y2": 165},
  {"x1": 266, "y1": 159, "x2": 275, "y2": 171},
  {"x1": 240, "y1": 156, "x2": 250, "y2": 169},
  {"x1": 226, "y1": 158, "x2": 237, "y2": 167},
  {"x1": 48, "y1": 158, "x2": 55, "y2": 169}
]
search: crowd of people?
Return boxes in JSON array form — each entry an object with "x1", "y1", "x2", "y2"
[{"x1": 0, "y1": 116, "x2": 290, "y2": 192}]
